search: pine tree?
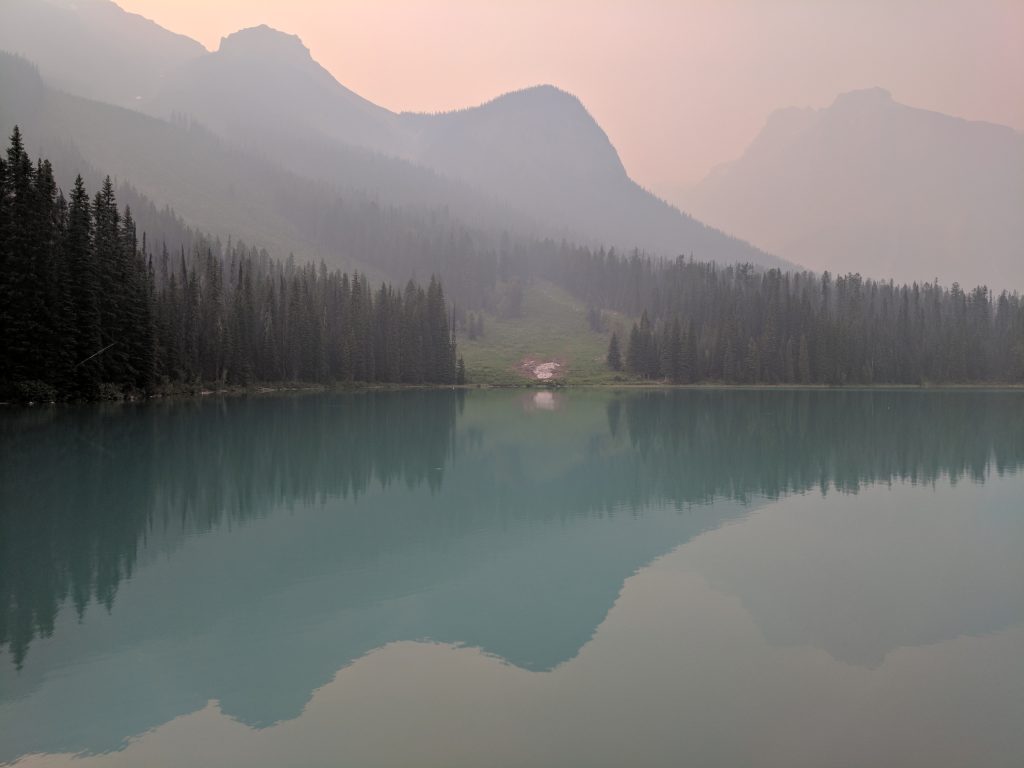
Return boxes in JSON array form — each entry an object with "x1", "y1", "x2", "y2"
[
  {"x1": 681, "y1": 325, "x2": 698, "y2": 384},
  {"x1": 606, "y1": 331, "x2": 623, "y2": 371},
  {"x1": 93, "y1": 177, "x2": 124, "y2": 384},
  {"x1": 625, "y1": 323, "x2": 642, "y2": 375},
  {"x1": 722, "y1": 332, "x2": 738, "y2": 383},
  {"x1": 798, "y1": 333, "x2": 811, "y2": 384},
  {"x1": 34, "y1": 159, "x2": 64, "y2": 388},
  {"x1": 638, "y1": 311, "x2": 659, "y2": 379},
  {"x1": 3, "y1": 126, "x2": 45, "y2": 389},
  {"x1": 0, "y1": 147, "x2": 9, "y2": 392},
  {"x1": 425, "y1": 275, "x2": 454, "y2": 383},
  {"x1": 66, "y1": 175, "x2": 102, "y2": 399},
  {"x1": 743, "y1": 337, "x2": 761, "y2": 384},
  {"x1": 668, "y1": 318, "x2": 684, "y2": 383},
  {"x1": 401, "y1": 279, "x2": 424, "y2": 383}
]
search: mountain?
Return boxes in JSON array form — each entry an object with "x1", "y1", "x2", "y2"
[
  {"x1": 678, "y1": 88, "x2": 1024, "y2": 289},
  {"x1": 0, "y1": 0, "x2": 205, "y2": 107},
  {"x1": 141, "y1": 23, "x2": 785, "y2": 267},
  {"x1": 2, "y1": 1, "x2": 788, "y2": 273},
  {"x1": 401, "y1": 86, "x2": 771, "y2": 263},
  {"x1": 152, "y1": 25, "x2": 406, "y2": 158}
]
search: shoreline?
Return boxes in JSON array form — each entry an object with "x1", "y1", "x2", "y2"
[{"x1": 5, "y1": 380, "x2": 1024, "y2": 408}]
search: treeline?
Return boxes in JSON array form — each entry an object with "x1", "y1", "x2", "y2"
[
  {"x1": 0, "y1": 128, "x2": 460, "y2": 402},
  {"x1": 550, "y1": 246, "x2": 1024, "y2": 384}
]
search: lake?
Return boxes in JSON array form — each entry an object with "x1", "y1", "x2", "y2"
[{"x1": 1, "y1": 389, "x2": 1023, "y2": 767}]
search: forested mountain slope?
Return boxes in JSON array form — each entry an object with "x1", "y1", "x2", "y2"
[{"x1": 0, "y1": 53, "x2": 505, "y2": 308}]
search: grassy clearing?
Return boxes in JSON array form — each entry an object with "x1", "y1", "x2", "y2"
[{"x1": 459, "y1": 280, "x2": 636, "y2": 386}]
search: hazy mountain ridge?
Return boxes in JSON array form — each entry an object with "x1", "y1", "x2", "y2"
[
  {"x1": 0, "y1": 0, "x2": 204, "y2": 107},
  {"x1": 398, "y1": 85, "x2": 773, "y2": 264},
  {"x1": 401, "y1": 85, "x2": 629, "y2": 188},
  {"x1": 680, "y1": 87, "x2": 1024, "y2": 288},
  {"x1": 5, "y1": 1, "x2": 1022, "y2": 289},
  {"x1": 152, "y1": 25, "x2": 407, "y2": 158},
  {"x1": 150, "y1": 24, "x2": 782, "y2": 265},
  {"x1": 0, "y1": 0, "x2": 785, "y2": 269}
]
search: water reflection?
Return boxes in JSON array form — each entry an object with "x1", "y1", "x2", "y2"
[
  {"x1": 0, "y1": 389, "x2": 1022, "y2": 765},
  {"x1": 0, "y1": 391, "x2": 462, "y2": 670},
  {"x1": 528, "y1": 390, "x2": 561, "y2": 411},
  {"x1": 617, "y1": 388, "x2": 1024, "y2": 498}
]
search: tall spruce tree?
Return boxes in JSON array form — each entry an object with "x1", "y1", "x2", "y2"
[
  {"x1": 66, "y1": 175, "x2": 103, "y2": 399},
  {"x1": 606, "y1": 331, "x2": 622, "y2": 371}
]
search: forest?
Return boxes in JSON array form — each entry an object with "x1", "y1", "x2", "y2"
[
  {"x1": 547, "y1": 246, "x2": 1024, "y2": 384},
  {"x1": 5, "y1": 124, "x2": 1024, "y2": 400},
  {"x1": 0, "y1": 128, "x2": 460, "y2": 402}
]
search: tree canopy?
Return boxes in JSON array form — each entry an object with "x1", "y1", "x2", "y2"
[{"x1": 0, "y1": 128, "x2": 457, "y2": 402}]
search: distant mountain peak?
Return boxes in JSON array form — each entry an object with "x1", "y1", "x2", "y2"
[
  {"x1": 218, "y1": 25, "x2": 312, "y2": 62},
  {"x1": 757, "y1": 105, "x2": 817, "y2": 142},
  {"x1": 831, "y1": 86, "x2": 894, "y2": 108},
  {"x1": 682, "y1": 86, "x2": 1024, "y2": 289},
  {"x1": 503, "y1": 83, "x2": 578, "y2": 101},
  {"x1": 486, "y1": 84, "x2": 589, "y2": 114},
  {"x1": 410, "y1": 84, "x2": 587, "y2": 122}
]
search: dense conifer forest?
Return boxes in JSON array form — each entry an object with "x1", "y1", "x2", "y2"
[
  {"x1": 549, "y1": 246, "x2": 1024, "y2": 384},
  {"x1": 0, "y1": 128, "x2": 460, "y2": 402},
  {"x1": 5, "y1": 123, "x2": 1024, "y2": 399}
]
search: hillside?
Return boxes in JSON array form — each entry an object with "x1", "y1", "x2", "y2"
[{"x1": 458, "y1": 281, "x2": 630, "y2": 386}]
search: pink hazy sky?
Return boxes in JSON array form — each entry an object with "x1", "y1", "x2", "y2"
[{"x1": 117, "y1": 0, "x2": 1024, "y2": 198}]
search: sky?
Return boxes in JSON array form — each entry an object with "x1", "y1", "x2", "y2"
[{"x1": 116, "y1": 0, "x2": 1024, "y2": 200}]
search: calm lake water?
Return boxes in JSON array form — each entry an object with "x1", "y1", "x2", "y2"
[{"x1": 1, "y1": 389, "x2": 1023, "y2": 767}]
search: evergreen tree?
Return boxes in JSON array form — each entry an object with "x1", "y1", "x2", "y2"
[
  {"x1": 606, "y1": 331, "x2": 623, "y2": 371},
  {"x1": 667, "y1": 318, "x2": 684, "y2": 383},
  {"x1": 93, "y1": 176, "x2": 126, "y2": 384},
  {"x1": 0, "y1": 148, "x2": 8, "y2": 387},
  {"x1": 3, "y1": 126, "x2": 45, "y2": 388},
  {"x1": 798, "y1": 334, "x2": 811, "y2": 384},
  {"x1": 66, "y1": 176, "x2": 102, "y2": 399},
  {"x1": 681, "y1": 325, "x2": 698, "y2": 384},
  {"x1": 626, "y1": 323, "x2": 642, "y2": 375}
]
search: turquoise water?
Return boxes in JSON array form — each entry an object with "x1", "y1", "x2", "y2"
[{"x1": 1, "y1": 389, "x2": 1022, "y2": 767}]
